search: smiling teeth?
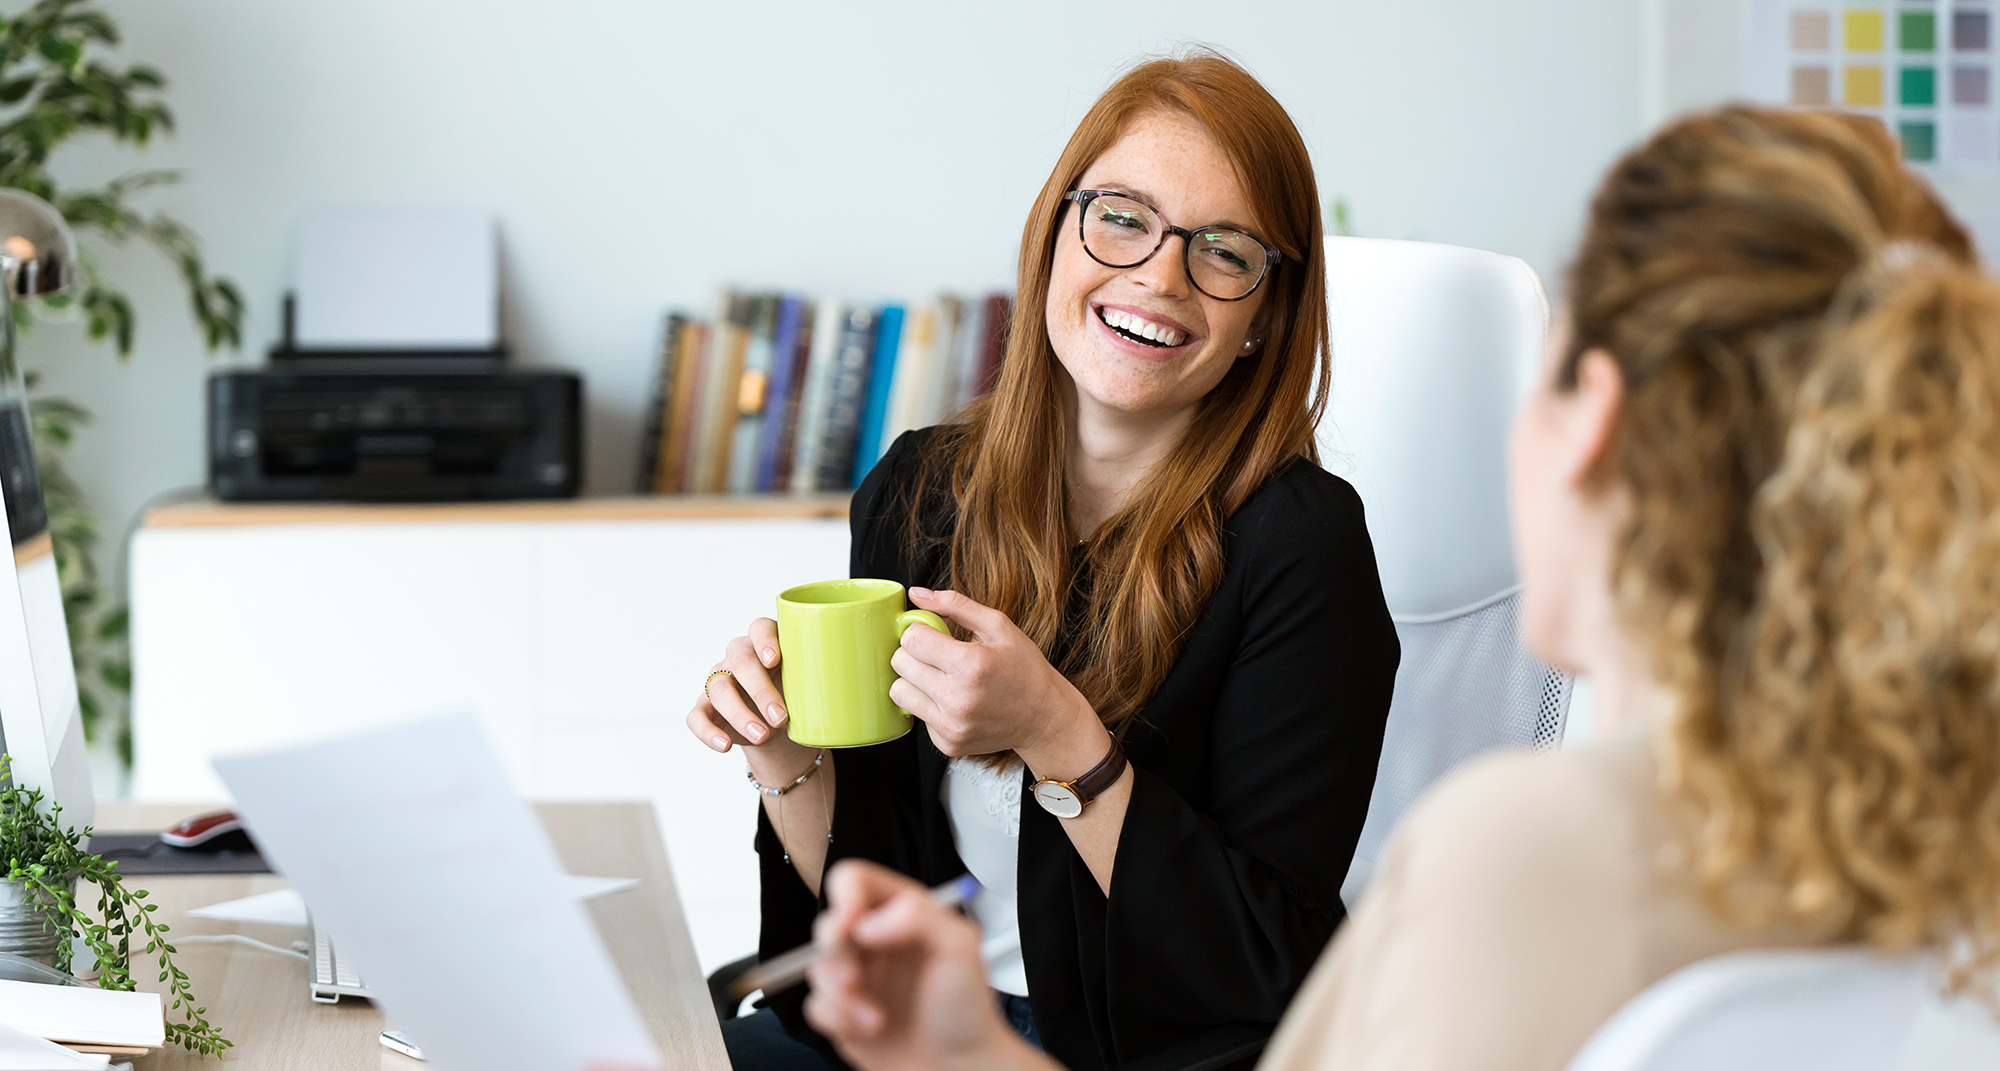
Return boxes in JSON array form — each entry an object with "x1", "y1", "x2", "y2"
[{"x1": 1100, "y1": 307, "x2": 1185, "y2": 347}]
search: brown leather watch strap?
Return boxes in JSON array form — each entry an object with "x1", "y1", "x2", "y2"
[{"x1": 1071, "y1": 736, "x2": 1128, "y2": 806}]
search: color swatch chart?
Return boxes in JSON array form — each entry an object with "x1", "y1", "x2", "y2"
[{"x1": 1746, "y1": 2, "x2": 1998, "y2": 168}]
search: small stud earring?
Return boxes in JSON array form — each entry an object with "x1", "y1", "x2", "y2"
[{"x1": 1241, "y1": 338, "x2": 1258, "y2": 354}]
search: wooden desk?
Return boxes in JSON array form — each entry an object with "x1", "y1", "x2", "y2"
[{"x1": 96, "y1": 801, "x2": 729, "y2": 1071}]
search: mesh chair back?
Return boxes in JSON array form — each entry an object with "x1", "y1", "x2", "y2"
[{"x1": 1345, "y1": 592, "x2": 1570, "y2": 898}]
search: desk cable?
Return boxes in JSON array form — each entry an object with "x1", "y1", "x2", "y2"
[{"x1": 175, "y1": 934, "x2": 310, "y2": 962}]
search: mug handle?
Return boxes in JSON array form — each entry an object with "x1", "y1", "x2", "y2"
[
  {"x1": 896, "y1": 609, "x2": 949, "y2": 640},
  {"x1": 890, "y1": 610, "x2": 950, "y2": 718}
]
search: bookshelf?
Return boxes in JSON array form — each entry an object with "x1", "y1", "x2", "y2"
[{"x1": 639, "y1": 289, "x2": 1011, "y2": 496}]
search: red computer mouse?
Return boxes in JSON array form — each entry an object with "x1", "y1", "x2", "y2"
[{"x1": 160, "y1": 809, "x2": 252, "y2": 851}]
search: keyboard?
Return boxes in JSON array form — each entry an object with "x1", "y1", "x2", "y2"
[{"x1": 309, "y1": 921, "x2": 376, "y2": 1004}]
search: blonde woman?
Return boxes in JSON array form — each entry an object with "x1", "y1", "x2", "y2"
[
  {"x1": 794, "y1": 105, "x2": 2000, "y2": 1071},
  {"x1": 687, "y1": 51, "x2": 1399, "y2": 1071}
]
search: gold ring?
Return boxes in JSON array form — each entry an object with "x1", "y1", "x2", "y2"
[{"x1": 704, "y1": 669, "x2": 734, "y2": 700}]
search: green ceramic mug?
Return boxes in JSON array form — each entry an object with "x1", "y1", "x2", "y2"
[{"x1": 776, "y1": 579, "x2": 949, "y2": 748}]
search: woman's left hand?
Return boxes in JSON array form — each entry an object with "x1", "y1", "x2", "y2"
[{"x1": 891, "y1": 587, "x2": 1105, "y2": 767}]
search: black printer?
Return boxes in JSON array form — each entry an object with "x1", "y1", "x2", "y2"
[{"x1": 207, "y1": 299, "x2": 583, "y2": 502}]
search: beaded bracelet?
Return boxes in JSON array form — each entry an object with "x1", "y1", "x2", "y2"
[{"x1": 747, "y1": 749, "x2": 826, "y2": 796}]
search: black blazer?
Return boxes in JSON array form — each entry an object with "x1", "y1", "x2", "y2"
[{"x1": 756, "y1": 426, "x2": 1399, "y2": 1071}]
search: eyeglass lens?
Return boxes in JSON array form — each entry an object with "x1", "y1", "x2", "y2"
[{"x1": 1078, "y1": 193, "x2": 1268, "y2": 300}]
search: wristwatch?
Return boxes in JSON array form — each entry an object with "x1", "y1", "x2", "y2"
[{"x1": 1029, "y1": 738, "x2": 1128, "y2": 819}]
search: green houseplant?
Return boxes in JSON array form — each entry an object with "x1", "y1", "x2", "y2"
[
  {"x1": 0, "y1": 0, "x2": 244, "y2": 762},
  {"x1": 0, "y1": 758, "x2": 230, "y2": 1053}
]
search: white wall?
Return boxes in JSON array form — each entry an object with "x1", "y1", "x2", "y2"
[{"x1": 27, "y1": 0, "x2": 1645, "y2": 554}]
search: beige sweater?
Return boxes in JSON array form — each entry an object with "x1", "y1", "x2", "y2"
[{"x1": 1259, "y1": 733, "x2": 1815, "y2": 1071}]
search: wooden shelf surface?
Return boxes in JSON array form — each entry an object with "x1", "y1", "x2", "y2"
[{"x1": 143, "y1": 493, "x2": 853, "y2": 529}]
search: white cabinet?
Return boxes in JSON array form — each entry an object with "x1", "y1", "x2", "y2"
[{"x1": 130, "y1": 496, "x2": 852, "y2": 972}]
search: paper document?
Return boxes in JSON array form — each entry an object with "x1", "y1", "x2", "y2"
[
  {"x1": 0, "y1": 980, "x2": 163, "y2": 1049},
  {"x1": 185, "y1": 888, "x2": 307, "y2": 927},
  {"x1": 212, "y1": 715, "x2": 659, "y2": 1071},
  {"x1": 0, "y1": 1019, "x2": 108, "y2": 1070},
  {"x1": 188, "y1": 875, "x2": 641, "y2": 928},
  {"x1": 294, "y1": 206, "x2": 497, "y2": 349}
]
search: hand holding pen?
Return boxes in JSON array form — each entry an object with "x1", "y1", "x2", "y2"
[
  {"x1": 795, "y1": 863, "x2": 1055, "y2": 1071},
  {"x1": 732, "y1": 873, "x2": 982, "y2": 998}
]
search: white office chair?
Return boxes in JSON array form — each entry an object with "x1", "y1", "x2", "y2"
[
  {"x1": 1316, "y1": 236, "x2": 1573, "y2": 907},
  {"x1": 1565, "y1": 947, "x2": 2000, "y2": 1070}
]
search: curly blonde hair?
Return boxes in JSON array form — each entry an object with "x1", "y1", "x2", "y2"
[{"x1": 1565, "y1": 106, "x2": 2000, "y2": 988}]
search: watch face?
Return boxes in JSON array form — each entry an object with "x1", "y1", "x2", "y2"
[{"x1": 1032, "y1": 780, "x2": 1083, "y2": 819}]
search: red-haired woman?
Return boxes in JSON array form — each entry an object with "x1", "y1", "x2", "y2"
[{"x1": 688, "y1": 50, "x2": 1398, "y2": 1071}]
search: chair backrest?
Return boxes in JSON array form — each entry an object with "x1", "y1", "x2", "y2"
[
  {"x1": 1565, "y1": 948, "x2": 1956, "y2": 1071},
  {"x1": 1316, "y1": 236, "x2": 1572, "y2": 906}
]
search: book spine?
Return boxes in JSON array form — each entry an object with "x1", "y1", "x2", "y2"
[
  {"x1": 698, "y1": 293, "x2": 752, "y2": 493},
  {"x1": 662, "y1": 321, "x2": 708, "y2": 492},
  {"x1": 925, "y1": 296, "x2": 964, "y2": 426},
  {"x1": 817, "y1": 305, "x2": 878, "y2": 491},
  {"x1": 882, "y1": 303, "x2": 936, "y2": 450},
  {"x1": 728, "y1": 294, "x2": 780, "y2": 494},
  {"x1": 650, "y1": 317, "x2": 691, "y2": 493},
  {"x1": 634, "y1": 314, "x2": 684, "y2": 493},
  {"x1": 790, "y1": 295, "x2": 845, "y2": 492},
  {"x1": 771, "y1": 304, "x2": 813, "y2": 492},
  {"x1": 852, "y1": 304, "x2": 904, "y2": 485},
  {"x1": 755, "y1": 296, "x2": 807, "y2": 492},
  {"x1": 951, "y1": 296, "x2": 986, "y2": 411},
  {"x1": 687, "y1": 291, "x2": 733, "y2": 493}
]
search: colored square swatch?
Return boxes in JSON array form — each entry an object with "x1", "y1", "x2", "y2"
[
  {"x1": 1846, "y1": 64, "x2": 1886, "y2": 103},
  {"x1": 1900, "y1": 120, "x2": 1938, "y2": 160},
  {"x1": 1794, "y1": 65, "x2": 1834, "y2": 103},
  {"x1": 1902, "y1": 65, "x2": 1938, "y2": 103},
  {"x1": 1954, "y1": 64, "x2": 1990, "y2": 103},
  {"x1": 1949, "y1": 113, "x2": 1998, "y2": 162},
  {"x1": 1847, "y1": 9, "x2": 1886, "y2": 50},
  {"x1": 1955, "y1": 10, "x2": 1991, "y2": 50},
  {"x1": 1794, "y1": 10, "x2": 1833, "y2": 49},
  {"x1": 1902, "y1": 10, "x2": 1937, "y2": 50}
]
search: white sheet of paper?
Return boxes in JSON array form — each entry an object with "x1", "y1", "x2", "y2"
[
  {"x1": 0, "y1": 1019, "x2": 108, "y2": 1071},
  {"x1": 212, "y1": 714, "x2": 658, "y2": 1071},
  {"x1": 185, "y1": 889, "x2": 307, "y2": 927},
  {"x1": 293, "y1": 206, "x2": 497, "y2": 349},
  {"x1": 187, "y1": 876, "x2": 641, "y2": 929},
  {"x1": 0, "y1": 980, "x2": 163, "y2": 1049}
]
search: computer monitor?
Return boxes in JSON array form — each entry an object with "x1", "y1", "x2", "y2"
[{"x1": 0, "y1": 376, "x2": 93, "y2": 834}]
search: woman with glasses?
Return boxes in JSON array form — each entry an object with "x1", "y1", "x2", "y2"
[
  {"x1": 793, "y1": 106, "x2": 2000, "y2": 1071},
  {"x1": 687, "y1": 49, "x2": 1399, "y2": 1071}
]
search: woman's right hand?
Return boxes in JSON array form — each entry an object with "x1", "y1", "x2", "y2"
[
  {"x1": 805, "y1": 861, "x2": 1054, "y2": 1071},
  {"x1": 686, "y1": 618, "x2": 812, "y2": 767}
]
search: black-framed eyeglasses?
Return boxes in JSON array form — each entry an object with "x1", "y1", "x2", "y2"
[{"x1": 1063, "y1": 190, "x2": 1281, "y2": 302}]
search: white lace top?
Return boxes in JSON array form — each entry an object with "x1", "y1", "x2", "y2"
[{"x1": 942, "y1": 756, "x2": 1028, "y2": 996}]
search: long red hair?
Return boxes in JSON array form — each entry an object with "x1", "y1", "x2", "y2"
[{"x1": 912, "y1": 49, "x2": 1327, "y2": 738}]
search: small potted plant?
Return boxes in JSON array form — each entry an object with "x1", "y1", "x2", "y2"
[{"x1": 0, "y1": 757, "x2": 230, "y2": 1055}]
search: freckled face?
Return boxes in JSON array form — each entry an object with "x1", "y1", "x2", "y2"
[{"x1": 1045, "y1": 111, "x2": 1272, "y2": 421}]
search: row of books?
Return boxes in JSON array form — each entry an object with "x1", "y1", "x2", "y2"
[{"x1": 635, "y1": 289, "x2": 1014, "y2": 495}]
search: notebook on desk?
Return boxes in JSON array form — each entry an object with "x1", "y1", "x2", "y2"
[{"x1": 0, "y1": 979, "x2": 164, "y2": 1057}]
